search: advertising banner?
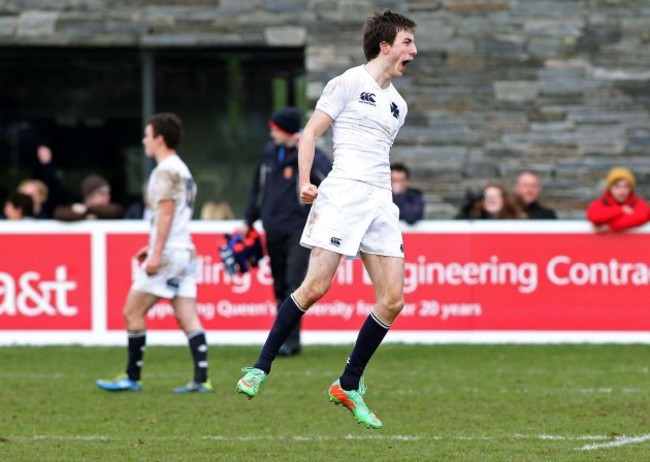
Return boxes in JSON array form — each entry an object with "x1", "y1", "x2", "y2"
[
  {"x1": 2, "y1": 221, "x2": 650, "y2": 344},
  {"x1": 0, "y1": 233, "x2": 92, "y2": 330},
  {"x1": 105, "y1": 230, "x2": 650, "y2": 332}
]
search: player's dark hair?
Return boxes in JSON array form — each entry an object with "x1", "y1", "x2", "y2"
[
  {"x1": 390, "y1": 162, "x2": 411, "y2": 179},
  {"x1": 363, "y1": 9, "x2": 416, "y2": 61},
  {"x1": 147, "y1": 113, "x2": 183, "y2": 150}
]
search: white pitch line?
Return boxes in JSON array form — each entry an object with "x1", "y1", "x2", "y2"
[
  {"x1": 18, "y1": 433, "x2": 632, "y2": 446},
  {"x1": 32, "y1": 435, "x2": 110, "y2": 441},
  {"x1": 201, "y1": 433, "x2": 609, "y2": 442},
  {"x1": 578, "y1": 433, "x2": 650, "y2": 451},
  {"x1": 535, "y1": 434, "x2": 608, "y2": 441}
]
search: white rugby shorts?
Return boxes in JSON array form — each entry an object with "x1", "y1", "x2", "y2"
[
  {"x1": 300, "y1": 177, "x2": 404, "y2": 259},
  {"x1": 132, "y1": 248, "x2": 197, "y2": 299}
]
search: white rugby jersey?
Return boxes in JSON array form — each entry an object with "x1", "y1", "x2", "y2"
[
  {"x1": 316, "y1": 65, "x2": 407, "y2": 190},
  {"x1": 147, "y1": 154, "x2": 196, "y2": 251}
]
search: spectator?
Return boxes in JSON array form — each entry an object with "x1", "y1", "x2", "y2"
[
  {"x1": 54, "y1": 174, "x2": 124, "y2": 221},
  {"x1": 390, "y1": 162, "x2": 424, "y2": 224},
  {"x1": 458, "y1": 184, "x2": 524, "y2": 219},
  {"x1": 200, "y1": 200, "x2": 234, "y2": 220},
  {"x1": 586, "y1": 166, "x2": 650, "y2": 233},
  {"x1": 17, "y1": 179, "x2": 49, "y2": 219},
  {"x1": 455, "y1": 187, "x2": 484, "y2": 219},
  {"x1": 16, "y1": 145, "x2": 68, "y2": 218},
  {"x1": 3, "y1": 192, "x2": 34, "y2": 220},
  {"x1": 33, "y1": 144, "x2": 68, "y2": 216},
  {"x1": 482, "y1": 184, "x2": 525, "y2": 219},
  {"x1": 242, "y1": 106, "x2": 332, "y2": 356},
  {"x1": 513, "y1": 171, "x2": 557, "y2": 219}
]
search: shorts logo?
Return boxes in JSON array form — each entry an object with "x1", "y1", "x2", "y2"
[
  {"x1": 330, "y1": 237, "x2": 342, "y2": 247},
  {"x1": 359, "y1": 92, "x2": 376, "y2": 106},
  {"x1": 400, "y1": 243, "x2": 404, "y2": 253},
  {"x1": 390, "y1": 102, "x2": 400, "y2": 119},
  {"x1": 166, "y1": 277, "x2": 180, "y2": 289}
]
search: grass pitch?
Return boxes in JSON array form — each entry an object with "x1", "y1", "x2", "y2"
[{"x1": 1, "y1": 343, "x2": 650, "y2": 461}]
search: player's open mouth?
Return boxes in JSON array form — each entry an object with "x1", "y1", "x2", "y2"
[{"x1": 401, "y1": 59, "x2": 413, "y2": 69}]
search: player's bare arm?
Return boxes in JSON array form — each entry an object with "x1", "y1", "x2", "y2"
[
  {"x1": 146, "y1": 199, "x2": 174, "y2": 275},
  {"x1": 298, "y1": 109, "x2": 333, "y2": 204}
]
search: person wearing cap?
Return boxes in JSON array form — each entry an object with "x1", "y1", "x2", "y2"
[
  {"x1": 242, "y1": 106, "x2": 332, "y2": 356},
  {"x1": 53, "y1": 174, "x2": 124, "y2": 221},
  {"x1": 586, "y1": 166, "x2": 650, "y2": 232}
]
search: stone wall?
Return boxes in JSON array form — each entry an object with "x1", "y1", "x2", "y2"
[{"x1": 1, "y1": 0, "x2": 649, "y2": 218}]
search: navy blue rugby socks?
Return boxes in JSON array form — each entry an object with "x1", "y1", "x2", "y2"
[
  {"x1": 254, "y1": 294, "x2": 306, "y2": 374},
  {"x1": 339, "y1": 311, "x2": 390, "y2": 391}
]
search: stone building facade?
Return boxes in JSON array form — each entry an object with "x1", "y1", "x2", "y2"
[{"x1": 1, "y1": 0, "x2": 649, "y2": 218}]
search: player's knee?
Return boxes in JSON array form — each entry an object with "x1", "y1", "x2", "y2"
[
  {"x1": 123, "y1": 307, "x2": 141, "y2": 328},
  {"x1": 298, "y1": 278, "x2": 331, "y2": 306},
  {"x1": 383, "y1": 293, "x2": 404, "y2": 317}
]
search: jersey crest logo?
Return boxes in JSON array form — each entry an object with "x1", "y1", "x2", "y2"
[
  {"x1": 359, "y1": 92, "x2": 376, "y2": 105},
  {"x1": 390, "y1": 102, "x2": 400, "y2": 119}
]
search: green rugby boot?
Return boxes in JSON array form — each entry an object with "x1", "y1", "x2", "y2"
[
  {"x1": 236, "y1": 367, "x2": 267, "y2": 399},
  {"x1": 328, "y1": 377, "x2": 382, "y2": 429}
]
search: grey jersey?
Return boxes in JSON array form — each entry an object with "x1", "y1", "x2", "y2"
[{"x1": 147, "y1": 154, "x2": 196, "y2": 252}]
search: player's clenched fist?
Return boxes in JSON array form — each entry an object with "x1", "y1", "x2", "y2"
[{"x1": 300, "y1": 183, "x2": 318, "y2": 204}]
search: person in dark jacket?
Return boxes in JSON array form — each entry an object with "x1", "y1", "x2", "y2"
[
  {"x1": 513, "y1": 171, "x2": 557, "y2": 219},
  {"x1": 390, "y1": 163, "x2": 424, "y2": 224},
  {"x1": 587, "y1": 166, "x2": 650, "y2": 233},
  {"x1": 243, "y1": 107, "x2": 332, "y2": 356},
  {"x1": 17, "y1": 145, "x2": 68, "y2": 219}
]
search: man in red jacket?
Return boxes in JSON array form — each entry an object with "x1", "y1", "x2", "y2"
[{"x1": 586, "y1": 166, "x2": 650, "y2": 232}]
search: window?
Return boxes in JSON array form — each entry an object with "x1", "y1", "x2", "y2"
[{"x1": 0, "y1": 47, "x2": 304, "y2": 216}]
